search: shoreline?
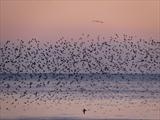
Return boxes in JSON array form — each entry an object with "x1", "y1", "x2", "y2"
[{"x1": 2, "y1": 116, "x2": 158, "y2": 120}]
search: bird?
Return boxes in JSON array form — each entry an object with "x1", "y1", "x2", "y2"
[
  {"x1": 83, "y1": 108, "x2": 87, "y2": 115},
  {"x1": 92, "y1": 20, "x2": 104, "y2": 24}
]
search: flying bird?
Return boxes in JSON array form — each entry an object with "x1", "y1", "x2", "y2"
[{"x1": 92, "y1": 20, "x2": 104, "y2": 23}]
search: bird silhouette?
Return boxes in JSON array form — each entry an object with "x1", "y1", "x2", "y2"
[
  {"x1": 92, "y1": 20, "x2": 104, "y2": 24},
  {"x1": 83, "y1": 108, "x2": 87, "y2": 115}
]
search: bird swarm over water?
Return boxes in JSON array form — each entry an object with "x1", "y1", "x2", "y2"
[
  {"x1": 0, "y1": 34, "x2": 160, "y2": 118},
  {"x1": 0, "y1": 34, "x2": 160, "y2": 74}
]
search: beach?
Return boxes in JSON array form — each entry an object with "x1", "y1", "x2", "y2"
[{"x1": 0, "y1": 74, "x2": 160, "y2": 120}]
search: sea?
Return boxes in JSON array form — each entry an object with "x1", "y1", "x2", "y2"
[{"x1": 0, "y1": 73, "x2": 160, "y2": 120}]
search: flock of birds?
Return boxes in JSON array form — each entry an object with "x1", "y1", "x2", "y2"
[
  {"x1": 0, "y1": 33, "x2": 160, "y2": 74},
  {"x1": 0, "y1": 34, "x2": 160, "y2": 119}
]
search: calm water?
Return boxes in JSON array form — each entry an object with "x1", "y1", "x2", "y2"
[{"x1": 0, "y1": 74, "x2": 160, "y2": 120}]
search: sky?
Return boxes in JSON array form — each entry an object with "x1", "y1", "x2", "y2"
[{"x1": 0, "y1": 0, "x2": 160, "y2": 42}]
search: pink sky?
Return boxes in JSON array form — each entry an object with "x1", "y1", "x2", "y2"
[{"x1": 0, "y1": 0, "x2": 159, "y2": 42}]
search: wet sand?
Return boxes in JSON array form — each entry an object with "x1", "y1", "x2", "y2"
[{"x1": 0, "y1": 74, "x2": 160, "y2": 120}]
